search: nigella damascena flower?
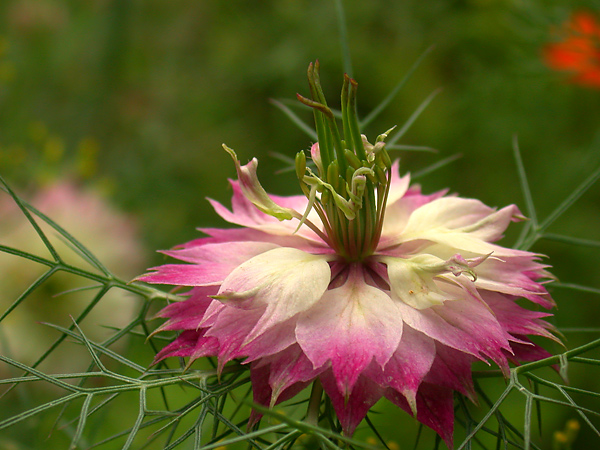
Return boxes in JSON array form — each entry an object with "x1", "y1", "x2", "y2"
[{"x1": 139, "y1": 63, "x2": 557, "y2": 447}]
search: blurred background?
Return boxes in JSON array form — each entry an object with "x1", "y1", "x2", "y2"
[{"x1": 1, "y1": 0, "x2": 600, "y2": 448}]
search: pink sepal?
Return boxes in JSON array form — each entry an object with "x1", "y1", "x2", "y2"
[
  {"x1": 506, "y1": 336, "x2": 554, "y2": 364},
  {"x1": 137, "y1": 263, "x2": 226, "y2": 286},
  {"x1": 320, "y1": 368, "x2": 385, "y2": 436},
  {"x1": 195, "y1": 227, "x2": 331, "y2": 253},
  {"x1": 296, "y1": 265, "x2": 403, "y2": 397},
  {"x1": 484, "y1": 291, "x2": 558, "y2": 341},
  {"x1": 153, "y1": 287, "x2": 218, "y2": 332},
  {"x1": 257, "y1": 344, "x2": 325, "y2": 405},
  {"x1": 161, "y1": 241, "x2": 279, "y2": 265},
  {"x1": 425, "y1": 343, "x2": 476, "y2": 401},
  {"x1": 371, "y1": 326, "x2": 436, "y2": 414},
  {"x1": 386, "y1": 382, "x2": 454, "y2": 449},
  {"x1": 152, "y1": 329, "x2": 218, "y2": 365},
  {"x1": 247, "y1": 363, "x2": 311, "y2": 428}
]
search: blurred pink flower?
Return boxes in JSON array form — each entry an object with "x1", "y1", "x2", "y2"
[
  {"x1": 140, "y1": 68, "x2": 557, "y2": 446},
  {"x1": 0, "y1": 181, "x2": 146, "y2": 371}
]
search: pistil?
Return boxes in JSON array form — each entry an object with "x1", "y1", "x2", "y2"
[{"x1": 295, "y1": 62, "x2": 393, "y2": 262}]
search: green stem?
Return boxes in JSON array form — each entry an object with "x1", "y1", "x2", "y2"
[
  {"x1": 306, "y1": 378, "x2": 323, "y2": 426},
  {"x1": 515, "y1": 337, "x2": 600, "y2": 374}
]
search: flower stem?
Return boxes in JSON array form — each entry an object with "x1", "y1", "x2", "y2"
[{"x1": 306, "y1": 378, "x2": 323, "y2": 426}]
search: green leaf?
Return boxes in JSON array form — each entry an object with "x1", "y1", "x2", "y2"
[
  {"x1": 269, "y1": 98, "x2": 318, "y2": 140},
  {"x1": 457, "y1": 382, "x2": 513, "y2": 450},
  {"x1": 523, "y1": 395, "x2": 532, "y2": 450},
  {"x1": 387, "y1": 144, "x2": 438, "y2": 152},
  {"x1": 0, "y1": 266, "x2": 58, "y2": 323},
  {"x1": 412, "y1": 152, "x2": 462, "y2": 179},
  {"x1": 361, "y1": 45, "x2": 435, "y2": 128},
  {"x1": 334, "y1": 0, "x2": 352, "y2": 78},
  {"x1": 70, "y1": 393, "x2": 94, "y2": 450},
  {"x1": 387, "y1": 87, "x2": 442, "y2": 147},
  {"x1": 538, "y1": 162, "x2": 600, "y2": 234},
  {"x1": 554, "y1": 282, "x2": 600, "y2": 295},
  {"x1": 512, "y1": 136, "x2": 538, "y2": 228},
  {"x1": 0, "y1": 175, "x2": 60, "y2": 262},
  {"x1": 122, "y1": 387, "x2": 147, "y2": 450},
  {"x1": 542, "y1": 233, "x2": 600, "y2": 248}
]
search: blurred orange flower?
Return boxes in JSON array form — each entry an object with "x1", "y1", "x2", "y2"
[{"x1": 544, "y1": 11, "x2": 600, "y2": 88}]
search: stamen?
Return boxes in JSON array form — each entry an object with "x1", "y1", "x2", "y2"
[{"x1": 295, "y1": 62, "x2": 395, "y2": 262}]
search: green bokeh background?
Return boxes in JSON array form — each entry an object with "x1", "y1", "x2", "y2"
[{"x1": 1, "y1": 0, "x2": 600, "y2": 448}]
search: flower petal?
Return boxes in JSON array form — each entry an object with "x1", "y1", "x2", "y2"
[
  {"x1": 404, "y1": 197, "x2": 497, "y2": 230},
  {"x1": 196, "y1": 227, "x2": 331, "y2": 253},
  {"x1": 507, "y1": 336, "x2": 554, "y2": 364},
  {"x1": 161, "y1": 241, "x2": 280, "y2": 265},
  {"x1": 137, "y1": 264, "x2": 225, "y2": 286},
  {"x1": 396, "y1": 297, "x2": 513, "y2": 372},
  {"x1": 205, "y1": 306, "x2": 296, "y2": 370},
  {"x1": 483, "y1": 291, "x2": 557, "y2": 340},
  {"x1": 153, "y1": 329, "x2": 219, "y2": 365},
  {"x1": 425, "y1": 342, "x2": 476, "y2": 400},
  {"x1": 320, "y1": 368, "x2": 385, "y2": 436},
  {"x1": 296, "y1": 265, "x2": 403, "y2": 396},
  {"x1": 386, "y1": 382, "x2": 455, "y2": 449},
  {"x1": 394, "y1": 197, "x2": 525, "y2": 256},
  {"x1": 474, "y1": 258, "x2": 555, "y2": 309},
  {"x1": 216, "y1": 247, "x2": 331, "y2": 340},
  {"x1": 380, "y1": 190, "x2": 446, "y2": 247},
  {"x1": 140, "y1": 241, "x2": 282, "y2": 287},
  {"x1": 386, "y1": 161, "x2": 411, "y2": 205},
  {"x1": 154, "y1": 286, "x2": 218, "y2": 332},
  {"x1": 260, "y1": 344, "x2": 325, "y2": 406},
  {"x1": 248, "y1": 362, "x2": 312, "y2": 427},
  {"x1": 379, "y1": 325, "x2": 436, "y2": 414}
]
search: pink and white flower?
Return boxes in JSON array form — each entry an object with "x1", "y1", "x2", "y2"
[{"x1": 138, "y1": 64, "x2": 557, "y2": 447}]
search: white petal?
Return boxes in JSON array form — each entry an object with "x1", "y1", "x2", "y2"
[
  {"x1": 396, "y1": 198, "x2": 523, "y2": 256},
  {"x1": 216, "y1": 247, "x2": 331, "y2": 340},
  {"x1": 403, "y1": 197, "x2": 494, "y2": 231}
]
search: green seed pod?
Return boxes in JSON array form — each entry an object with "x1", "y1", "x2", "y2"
[
  {"x1": 346, "y1": 166, "x2": 355, "y2": 185},
  {"x1": 321, "y1": 189, "x2": 331, "y2": 206},
  {"x1": 375, "y1": 148, "x2": 392, "y2": 171},
  {"x1": 374, "y1": 165, "x2": 387, "y2": 185},
  {"x1": 295, "y1": 151, "x2": 307, "y2": 180},
  {"x1": 380, "y1": 147, "x2": 392, "y2": 169},
  {"x1": 344, "y1": 149, "x2": 362, "y2": 170},
  {"x1": 327, "y1": 160, "x2": 340, "y2": 191}
]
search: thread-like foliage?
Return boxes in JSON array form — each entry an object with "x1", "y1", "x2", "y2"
[
  {"x1": 1, "y1": 127, "x2": 600, "y2": 449},
  {"x1": 2, "y1": 2, "x2": 600, "y2": 447}
]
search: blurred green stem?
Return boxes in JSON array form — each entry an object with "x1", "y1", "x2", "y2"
[{"x1": 306, "y1": 378, "x2": 323, "y2": 426}]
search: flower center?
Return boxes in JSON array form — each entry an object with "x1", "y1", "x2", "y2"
[{"x1": 294, "y1": 62, "x2": 394, "y2": 262}]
